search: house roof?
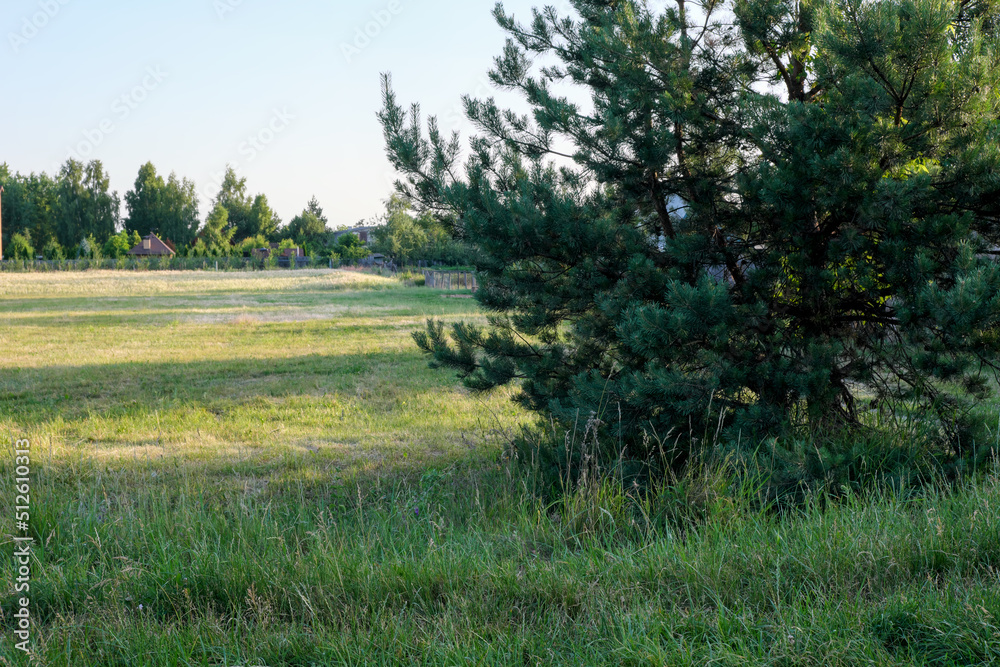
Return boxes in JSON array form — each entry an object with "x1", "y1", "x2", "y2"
[{"x1": 128, "y1": 234, "x2": 176, "y2": 256}]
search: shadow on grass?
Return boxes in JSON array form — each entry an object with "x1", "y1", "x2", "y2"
[
  {"x1": 0, "y1": 349, "x2": 452, "y2": 426},
  {"x1": 0, "y1": 287, "x2": 478, "y2": 319}
]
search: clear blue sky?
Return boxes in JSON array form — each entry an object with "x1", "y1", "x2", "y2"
[{"x1": 2, "y1": 0, "x2": 555, "y2": 228}]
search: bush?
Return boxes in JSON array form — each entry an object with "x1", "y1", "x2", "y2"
[
  {"x1": 103, "y1": 231, "x2": 133, "y2": 259},
  {"x1": 335, "y1": 233, "x2": 370, "y2": 261},
  {"x1": 8, "y1": 232, "x2": 35, "y2": 260},
  {"x1": 41, "y1": 238, "x2": 65, "y2": 260}
]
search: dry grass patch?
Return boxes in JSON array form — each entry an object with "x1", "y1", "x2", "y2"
[{"x1": 0, "y1": 268, "x2": 395, "y2": 299}]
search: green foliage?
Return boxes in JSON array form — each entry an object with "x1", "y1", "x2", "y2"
[
  {"x1": 369, "y1": 199, "x2": 428, "y2": 262},
  {"x1": 3, "y1": 161, "x2": 201, "y2": 258},
  {"x1": 8, "y1": 231, "x2": 34, "y2": 260},
  {"x1": 213, "y1": 166, "x2": 280, "y2": 242},
  {"x1": 336, "y1": 233, "x2": 361, "y2": 250},
  {"x1": 335, "y1": 232, "x2": 370, "y2": 261},
  {"x1": 0, "y1": 169, "x2": 58, "y2": 254},
  {"x1": 362, "y1": 195, "x2": 477, "y2": 265},
  {"x1": 383, "y1": 0, "x2": 1000, "y2": 473},
  {"x1": 213, "y1": 166, "x2": 251, "y2": 239},
  {"x1": 249, "y1": 194, "x2": 280, "y2": 240},
  {"x1": 187, "y1": 238, "x2": 209, "y2": 257},
  {"x1": 286, "y1": 209, "x2": 329, "y2": 252},
  {"x1": 56, "y1": 159, "x2": 119, "y2": 247},
  {"x1": 234, "y1": 235, "x2": 270, "y2": 257},
  {"x1": 200, "y1": 203, "x2": 236, "y2": 255},
  {"x1": 41, "y1": 237, "x2": 65, "y2": 261},
  {"x1": 306, "y1": 195, "x2": 328, "y2": 226},
  {"x1": 423, "y1": 238, "x2": 478, "y2": 266},
  {"x1": 125, "y1": 162, "x2": 200, "y2": 246},
  {"x1": 102, "y1": 230, "x2": 133, "y2": 259},
  {"x1": 77, "y1": 233, "x2": 103, "y2": 260}
]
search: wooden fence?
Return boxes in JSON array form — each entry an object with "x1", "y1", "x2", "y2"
[{"x1": 423, "y1": 270, "x2": 478, "y2": 291}]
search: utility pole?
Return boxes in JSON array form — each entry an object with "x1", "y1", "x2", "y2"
[{"x1": 0, "y1": 186, "x2": 4, "y2": 262}]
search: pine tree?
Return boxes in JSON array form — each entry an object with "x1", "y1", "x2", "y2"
[
  {"x1": 381, "y1": 0, "x2": 1000, "y2": 466},
  {"x1": 307, "y1": 196, "x2": 329, "y2": 226}
]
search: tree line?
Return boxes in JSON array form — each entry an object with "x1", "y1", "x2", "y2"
[{"x1": 0, "y1": 161, "x2": 473, "y2": 265}]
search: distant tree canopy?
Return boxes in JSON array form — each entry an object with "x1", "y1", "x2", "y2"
[
  {"x1": 286, "y1": 209, "x2": 330, "y2": 252},
  {"x1": 382, "y1": 0, "x2": 1000, "y2": 467},
  {"x1": 368, "y1": 195, "x2": 476, "y2": 265},
  {"x1": 55, "y1": 159, "x2": 119, "y2": 249},
  {"x1": 200, "y1": 202, "x2": 236, "y2": 254},
  {"x1": 213, "y1": 166, "x2": 281, "y2": 241},
  {"x1": 370, "y1": 196, "x2": 428, "y2": 262},
  {"x1": 1, "y1": 160, "x2": 300, "y2": 259},
  {"x1": 125, "y1": 162, "x2": 200, "y2": 247}
]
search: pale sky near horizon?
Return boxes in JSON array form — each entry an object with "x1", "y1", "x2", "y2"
[{"x1": 2, "y1": 0, "x2": 561, "y2": 228}]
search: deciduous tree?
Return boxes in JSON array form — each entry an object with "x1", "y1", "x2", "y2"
[
  {"x1": 125, "y1": 163, "x2": 201, "y2": 246},
  {"x1": 55, "y1": 159, "x2": 119, "y2": 247}
]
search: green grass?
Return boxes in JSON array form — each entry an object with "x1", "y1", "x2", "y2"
[{"x1": 1, "y1": 270, "x2": 999, "y2": 666}]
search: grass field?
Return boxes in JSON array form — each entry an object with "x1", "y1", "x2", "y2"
[{"x1": 1, "y1": 270, "x2": 999, "y2": 666}]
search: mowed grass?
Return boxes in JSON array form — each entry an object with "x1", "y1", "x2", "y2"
[
  {"x1": 1, "y1": 270, "x2": 999, "y2": 666},
  {"x1": 0, "y1": 270, "x2": 515, "y2": 470}
]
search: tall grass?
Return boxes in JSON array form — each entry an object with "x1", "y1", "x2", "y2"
[{"x1": 2, "y1": 441, "x2": 998, "y2": 665}]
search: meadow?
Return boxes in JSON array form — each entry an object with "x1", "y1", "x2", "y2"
[{"x1": 1, "y1": 270, "x2": 999, "y2": 666}]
